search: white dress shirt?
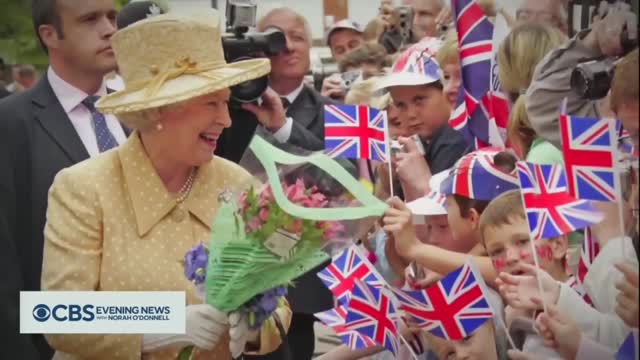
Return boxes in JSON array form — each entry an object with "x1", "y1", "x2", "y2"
[
  {"x1": 48, "y1": 67, "x2": 127, "y2": 157},
  {"x1": 270, "y1": 83, "x2": 304, "y2": 143}
]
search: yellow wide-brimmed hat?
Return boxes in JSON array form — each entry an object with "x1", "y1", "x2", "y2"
[{"x1": 96, "y1": 9, "x2": 270, "y2": 115}]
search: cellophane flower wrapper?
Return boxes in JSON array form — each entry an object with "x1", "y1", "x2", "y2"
[{"x1": 204, "y1": 135, "x2": 387, "y2": 312}]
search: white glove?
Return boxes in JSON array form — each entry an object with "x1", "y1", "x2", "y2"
[
  {"x1": 228, "y1": 312, "x2": 260, "y2": 358},
  {"x1": 142, "y1": 304, "x2": 229, "y2": 353}
]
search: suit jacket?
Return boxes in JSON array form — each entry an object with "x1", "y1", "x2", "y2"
[
  {"x1": 216, "y1": 84, "x2": 334, "y2": 315},
  {"x1": 41, "y1": 134, "x2": 289, "y2": 359},
  {"x1": 0, "y1": 76, "x2": 129, "y2": 360}
]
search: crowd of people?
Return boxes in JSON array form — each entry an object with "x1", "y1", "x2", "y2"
[{"x1": 0, "y1": 0, "x2": 638, "y2": 359}]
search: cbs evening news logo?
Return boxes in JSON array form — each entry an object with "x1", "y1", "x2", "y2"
[
  {"x1": 21, "y1": 292, "x2": 185, "y2": 334},
  {"x1": 32, "y1": 304, "x2": 172, "y2": 322}
]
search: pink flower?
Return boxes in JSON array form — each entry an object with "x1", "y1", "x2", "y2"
[
  {"x1": 246, "y1": 216, "x2": 263, "y2": 232},
  {"x1": 302, "y1": 192, "x2": 328, "y2": 208},
  {"x1": 258, "y1": 185, "x2": 274, "y2": 207},
  {"x1": 259, "y1": 207, "x2": 270, "y2": 222},
  {"x1": 286, "y1": 179, "x2": 307, "y2": 204}
]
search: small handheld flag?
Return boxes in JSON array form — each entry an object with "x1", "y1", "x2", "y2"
[
  {"x1": 392, "y1": 261, "x2": 494, "y2": 340},
  {"x1": 344, "y1": 280, "x2": 400, "y2": 355},
  {"x1": 317, "y1": 245, "x2": 384, "y2": 306},
  {"x1": 315, "y1": 306, "x2": 377, "y2": 350},
  {"x1": 516, "y1": 162, "x2": 604, "y2": 240},
  {"x1": 559, "y1": 115, "x2": 619, "y2": 202},
  {"x1": 324, "y1": 104, "x2": 389, "y2": 162}
]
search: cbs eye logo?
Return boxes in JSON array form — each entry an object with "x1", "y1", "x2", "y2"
[{"x1": 32, "y1": 304, "x2": 51, "y2": 322}]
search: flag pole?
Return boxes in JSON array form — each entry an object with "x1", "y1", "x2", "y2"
[
  {"x1": 384, "y1": 110, "x2": 395, "y2": 199},
  {"x1": 611, "y1": 122, "x2": 628, "y2": 262},
  {"x1": 516, "y1": 163, "x2": 549, "y2": 314}
]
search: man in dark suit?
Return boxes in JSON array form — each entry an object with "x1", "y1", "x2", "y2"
[
  {"x1": 215, "y1": 8, "x2": 334, "y2": 360},
  {"x1": 0, "y1": 1, "x2": 124, "y2": 358}
]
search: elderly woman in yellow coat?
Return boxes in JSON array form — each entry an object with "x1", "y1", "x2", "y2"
[{"x1": 41, "y1": 9, "x2": 290, "y2": 360}]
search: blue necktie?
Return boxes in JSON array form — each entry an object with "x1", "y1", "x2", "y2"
[{"x1": 82, "y1": 96, "x2": 118, "y2": 152}]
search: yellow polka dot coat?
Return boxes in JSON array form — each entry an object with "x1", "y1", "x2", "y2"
[{"x1": 41, "y1": 134, "x2": 290, "y2": 360}]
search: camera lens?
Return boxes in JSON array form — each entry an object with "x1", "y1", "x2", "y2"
[
  {"x1": 230, "y1": 75, "x2": 268, "y2": 104},
  {"x1": 228, "y1": 56, "x2": 269, "y2": 103},
  {"x1": 570, "y1": 59, "x2": 615, "y2": 100}
]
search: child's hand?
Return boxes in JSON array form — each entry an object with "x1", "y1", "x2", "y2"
[
  {"x1": 404, "y1": 264, "x2": 442, "y2": 289},
  {"x1": 615, "y1": 262, "x2": 639, "y2": 328},
  {"x1": 496, "y1": 263, "x2": 560, "y2": 310},
  {"x1": 383, "y1": 197, "x2": 418, "y2": 258},
  {"x1": 534, "y1": 301, "x2": 582, "y2": 360}
]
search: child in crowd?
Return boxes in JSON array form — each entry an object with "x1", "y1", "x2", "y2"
[
  {"x1": 384, "y1": 149, "x2": 521, "y2": 287},
  {"x1": 479, "y1": 190, "x2": 579, "y2": 357}
]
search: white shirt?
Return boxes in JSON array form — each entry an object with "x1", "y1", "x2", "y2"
[
  {"x1": 269, "y1": 83, "x2": 305, "y2": 143},
  {"x1": 47, "y1": 67, "x2": 127, "y2": 157}
]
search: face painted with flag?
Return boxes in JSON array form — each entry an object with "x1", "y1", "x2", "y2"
[
  {"x1": 324, "y1": 105, "x2": 389, "y2": 162},
  {"x1": 516, "y1": 162, "x2": 604, "y2": 241},
  {"x1": 391, "y1": 261, "x2": 494, "y2": 340}
]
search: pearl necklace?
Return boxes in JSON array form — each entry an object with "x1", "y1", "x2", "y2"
[{"x1": 177, "y1": 168, "x2": 196, "y2": 204}]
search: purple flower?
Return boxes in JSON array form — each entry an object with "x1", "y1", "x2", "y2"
[
  {"x1": 241, "y1": 286, "x2": 288, "y2": 330},
  {"x1": 184, "y1": 243, "x2": 208, "y2": 285}
]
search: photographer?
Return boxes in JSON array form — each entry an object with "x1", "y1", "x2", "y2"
[
  {"x1": 525, "y1": 1, "x2": 638, "y2": 150},
  {"x1": 216, "y1": 8, "x2": 330, "y2": 163}
]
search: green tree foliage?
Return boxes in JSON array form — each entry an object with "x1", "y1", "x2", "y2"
[
  {"x1": 0, "y1": 0, "x2": 167, "y2": 67},
  {"x1": 0, "y1": 0, "x2": 46, "y2": 67}
]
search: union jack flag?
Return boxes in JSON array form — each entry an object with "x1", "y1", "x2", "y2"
[
  {"x1": 324, "y1": 105, "x2": 389, "y2": 162},
  {"x1": 517, "y1": 162, "x2": 604, "y2": 241},
  {"x1": 440, "y1": 148, "x2": 519, "y2": 200},
  {"x1": 317, "y1": 245, "x2": 384, "y2": 306},
  {"x1": 451, "y1": 0, "x2": 497, "y2": 147},
  {"x1": 617, "y1": 331, "x2": 639, "y2": 360},
  {"x1": 344, "y1": 280, "x2": 400, "y2": 355},
  {"x1": 560, "y1": 115, "x2": 619, "y2": 202},
  {"x1": 315, "y1": 306, "x2": 377, "y2": 350},
  {"x1": 392, "y1": 261, "x2": 494, "y2": 340}
]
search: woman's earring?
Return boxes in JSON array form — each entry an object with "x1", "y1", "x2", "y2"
[{"x1": 156, "y1": 122, "x2": 164, "y2": 131}]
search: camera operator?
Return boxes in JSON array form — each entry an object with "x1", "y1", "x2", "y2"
[
  {"x1": 525, "y1": 1, "x2": 638, "y2": 149},
  {"x1": 216, "y1": 7, "x2": 331, "y2": 163}
]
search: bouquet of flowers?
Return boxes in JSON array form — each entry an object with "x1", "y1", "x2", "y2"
[{"x1": 179, "y1": 135, "x2": 388, "y2": 358}]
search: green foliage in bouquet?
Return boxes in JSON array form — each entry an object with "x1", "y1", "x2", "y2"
[{"x1": 204, "y1": 191, "x2": 330, "y2": 312}]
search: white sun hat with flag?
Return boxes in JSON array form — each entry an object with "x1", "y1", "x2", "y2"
[{"x1": 375, "y1": 37, "x2": 443, "y2": 91}]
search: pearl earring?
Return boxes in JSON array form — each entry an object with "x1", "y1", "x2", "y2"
[{"x1": 156, "y1": 122, "x2": 164, "y2": 131}]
